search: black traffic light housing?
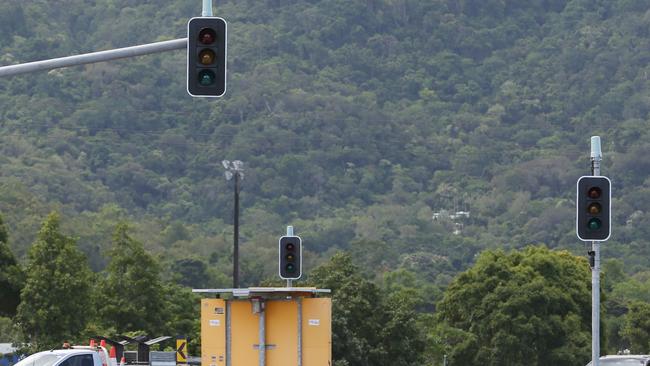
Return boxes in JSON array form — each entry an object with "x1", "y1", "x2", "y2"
[
  {"x1": 279, "y1": 236, "x2": 302, "y2": 280},
  {"x1": 187, "y1": 17, "x2": 227, "y2": 97},
  {"x1": 576, "y1": 176, "x2": 611, "y2": 241}
]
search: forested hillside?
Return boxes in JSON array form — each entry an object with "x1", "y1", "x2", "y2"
[{"x1": 2, "y1": 0, "x2": 650, "y2": 362}]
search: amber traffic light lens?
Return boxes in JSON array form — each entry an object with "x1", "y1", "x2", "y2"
[
  {"x1": 286, "y1": 254, "x2": 295, "y2": 261},
  {"x1": 587, "y1": 187, "x2": 602, "y2": 199},
  {"x1": 199, "y1": 49, "x2": 215, "y2": 65},
  {"x1": 198, "y1": 28, "x2": 216, "y2": 45},
  {"x1": 587, "y1": 202, "x2": 602, "y2": 215}
]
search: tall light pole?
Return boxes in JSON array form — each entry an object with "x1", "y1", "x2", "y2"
[{"x1": 223, "y1": 160, "x2": 244, "y2": 288}]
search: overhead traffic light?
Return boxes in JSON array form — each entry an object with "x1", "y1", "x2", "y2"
[
  {"x1": 577, "y1": 176, "x2": 611, "y2": 241},
  {"x1": 187, "y1": 17, "x2": 226, "y2": 97},
  {"x1": 279, "y1": 236, "x2": 302, "y2": 280}
]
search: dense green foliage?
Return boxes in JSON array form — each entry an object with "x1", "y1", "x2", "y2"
[
  {"x1": 0, "y1": 215, "x2": 22, "y2": 317},
  {"x1": 436, "y1": 247, "x2": 591, "y2": 365},
  {"x1": 621, "y1": 301, "x2": 650, "y2": 354},
  {"x1": 310, "y1": 253, "x2": 426, "y2": 366},
  {"x1": 15, "y1": 213, "x2": 92, "y2": 350},
  {"x1": 2, "y1": 0, "x2": 650, "y2": 363},
  {"x1": 97, "y1": 223, "x2": 168, "y2": 335}
]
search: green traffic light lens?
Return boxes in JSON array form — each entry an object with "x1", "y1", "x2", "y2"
[
  {"x1": 587, "y1": 202, "x2": 602, "y2": 215},
  {"x1": 588, "y1": 218, "x2": 602, "y2": 230},
  {"x1": 199, "y1": 49, "x2": 216, "y2": 65},
  {"x1": 198, "y1": 28, "x2": 216, "y2": 45},
  {"x1": 198, "y1": 70, "x2": 215, "y2": 86},
  {"x1": 286, "y1": 263, "x2": 295, "y2": 273},
  {"x1": 587, "y1": 187, "x2": 602, "y2": 199}
]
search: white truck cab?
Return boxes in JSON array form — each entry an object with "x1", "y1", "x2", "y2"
[{"x1": 14, "y1": 347, "x2": 109, "y2": 366}]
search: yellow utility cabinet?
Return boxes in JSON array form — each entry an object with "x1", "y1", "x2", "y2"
[
  {"x1": 197, "y1": 288, "x2": 331, "y2": 366},
  {"x1": 201, "y1": 299, "x2": 226, "y2": 366},
  {"x1": 302, "y1": 298, "x2": 331, "y2": 366},
  {"x1": 266, "y1": 300, "x2": 298, "y2": 366}
]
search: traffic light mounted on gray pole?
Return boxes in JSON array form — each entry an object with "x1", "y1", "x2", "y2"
[
  {"x1": 279, "y1": 235, "x2": 302, "y2": 280},
  {"x1": 577, "y1": 176, "x2": 611, "y2": 241},
  {"x1": 187, "y1": 17, "x2": 227, "y2": 97}
]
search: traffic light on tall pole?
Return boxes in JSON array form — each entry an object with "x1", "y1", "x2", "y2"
[
  {"x1": 577, "y1": 176, "x2": 611, "y2": 241},
  {"x1": 187, "y1": 17, "x2": 227, "y2": 97},
  {"x1": 279, "y1": 235, "x2": 302, "y2": 280}
]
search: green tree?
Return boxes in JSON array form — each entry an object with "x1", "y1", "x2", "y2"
[
  {"x1": 170, "y1": 258, "x2": 210, "y2": 288},
  {"x1": 309, "y1": 252, "x2": 425, "y2": 366},
  {"x1": 98, "y1": 223, "x2": 168, "y2": 334},
  {"x1": 436, "y1": 246, "x2": 591, "y2": 366},
  {"x1": 162, "y1": 283, "x2": 200, "y2": 354},
  {"x1": 621, "y1": 301, "x2": 650, "y2": 353},
  {"x1": 16, "y1": 212, "x2": 92, "y2": 350},
  {"x1": 0, "y1": 316, "x2": 22, "y2": 343},
  {"x1": 0, "y1": 214, "x2": 23, "y2": 317}
]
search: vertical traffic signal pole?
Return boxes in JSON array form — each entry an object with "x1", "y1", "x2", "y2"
[
  {"x1": 286, "y1": 226, "x2": 294, "y2": 288},
  {"x1": 590, "y1": 136, "x2": 602, "y2": 366},
  {"x1": 577, "y1": 136, "x2": 611, "y2": 365},
  {"x1": 233, "y1": 170, "x2": 240, "y2": 288},
  {"x1": 202, "y1": 0, "x2": 213, "y2": 16}
]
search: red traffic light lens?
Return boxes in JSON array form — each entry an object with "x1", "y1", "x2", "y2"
[
  {"x1": 199, "y1": 49, "x2": 216, "y2": 65},
  {"x1": 198, "y1": 28, "x2": 216, "y2": 45},
  {"x1": 286, "y1": 243, "x2": 295, "y2": 251},
  {"x1": 587, "y1": 187, "x2": 602, "y2": 199},
  {"x1": 587, "y1": 202, "x2": 602, "y2": 215}
]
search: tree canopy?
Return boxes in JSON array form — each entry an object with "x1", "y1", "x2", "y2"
[
  {"x1": 436, "y1": 246, "x2": 592, "y2": 365},
  {"x1": 97, "y1": 223, "x2": 168, "y2": 335},
  {"x1": 16, "y1": 212, "x2": 92, "y2": 350},
  {"x1": 0, "y1": 214, "x2": 22, "y2": 317}
]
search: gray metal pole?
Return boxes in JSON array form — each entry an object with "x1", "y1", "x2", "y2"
[
  {"x1": 287, "y1": 226, "x2": 294, "y2": 288},
  {"x1": 297, "y1": 297, "x2": 303, "y2": 366},
  {"x1": 258, "y1": 302, "x2": 265, "y2": 366},
  {"x1": 0, "y1": 38, "x2": 187, "y2": 78},
  {"x1": 226, "y1": 301, "x2": 232, "y2": 366},
  {"x1": 591, "y1": 136, "x2": 602, "y2": 366},
  {"x1": 202, "y1": 0, "x2": 213, "y2": 16},
  {"x1": 233, "y1": 172, "x2": 240, "y2": 288}
]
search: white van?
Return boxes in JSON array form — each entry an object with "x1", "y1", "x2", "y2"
[{"x1": 13, "y1": 348, "x2": 108, "y2": 366}]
